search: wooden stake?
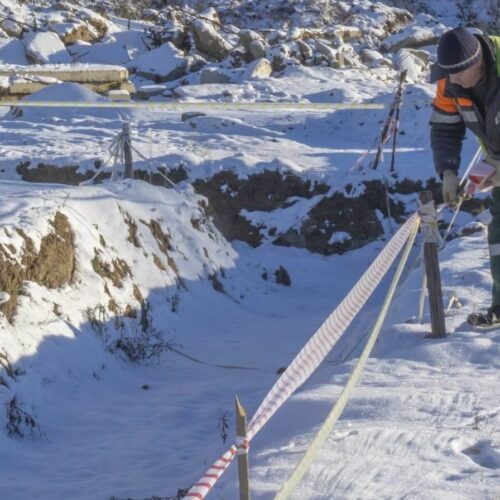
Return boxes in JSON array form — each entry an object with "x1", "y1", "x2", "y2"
[
  {"x1": 122, "y1": 122, "x2": 133, "y2": 179},
  {"x1": 418, "y1": 190, "x2": 446, "y2": 338},
  {"x1": 235, "y1": 396, "x2": 250, "y2": 500}
]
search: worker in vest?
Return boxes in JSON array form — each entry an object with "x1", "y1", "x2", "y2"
[{"x1": 430, "y1": 26, "x2": 500, "y2": 326}]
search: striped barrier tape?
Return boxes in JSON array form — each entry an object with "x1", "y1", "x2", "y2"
[
  {"x1": 247, "y1": 212, "x2": 419, "y2": 440},
  {"x1": 275, "y1": 214, "x2": 420, "y2": 499},
  {"x1": 184, "y1": 212, "x2": 419, "y2": 499},
  {"x1": 184, "y1": 446, "x2": 238, "y2": 499},
  {"x1": 0, "y1": 100, "x2": 384, "y2": 111}
]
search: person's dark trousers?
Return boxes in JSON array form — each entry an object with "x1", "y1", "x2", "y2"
[{"x1": 488, "y1": 186, "x2": 500, "y2": 306}]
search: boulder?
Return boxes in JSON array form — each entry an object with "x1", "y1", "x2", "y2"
[
  {"x1": 249, "y1": 40, "x2": 267, "y2": 59},
  {"x1": 0, "y1": 39, "x2": 29, "y2": 65},
  {"x1": 314, "y1": 40, "x2": 337, "y2": 60},
  {"x1": 191, "y1": 19, "x2": 231, "y2": 60},
  {"x1": 297, "y1": 40, "x2": 313, "y2": 59},
  {"x1": 127, "y1": 42, "x2": 187, "y2": 82},
  {"x1": 74, "y1": 8, "x2": 109, "y2": 40},
  {"x1": 0, "y1": 18, "x2": 23, "y2": 38},
  {"x1": 200, "y1": 68, "x2": 231, "y2": 84},
  {"x1": 23, "y1": 31, "x2": 71, "y2": 64},
  {"x1": 361, "y1": 48, "x2": 393, "y2": 68},
  {"x1": 333, "y1": 26, "x2": 362, "y2": 42},
  {"x1": 50, "y1": 21, "x2": 100, "y2": 44},
  {"x1": 394, "y1": 48, "x2": 422, "y2": 83},
  {"x1": 239, "y1": 29, "x2": 265, "y2": 52},
  {"x1": 381, "y1": 14, "x2": 447, "y2": 52},
  {"x1": 244, "y1": 58, "x2": 272, "y2": 80},
  {"x1": 142, "y1": 8, "x2": 160, "y2": 22},
  {"x1": 135, "y1": 84, "x2": 167, "y2": 99}
]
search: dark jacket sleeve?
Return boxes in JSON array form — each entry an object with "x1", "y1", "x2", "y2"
[
  {"x1": 485, "y1": 100, "x2": 500, "y2": 159},
  {"x1": 430, "y1": 78, "x2": 466, "y2": 178},
  {"x1": 430, "y1": 119, "x2": 466, "y2": 178}
]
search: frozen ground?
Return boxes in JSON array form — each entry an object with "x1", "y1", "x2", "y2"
[{"x1": 0, "y1": 1, "x2": 499, "y2": 499}]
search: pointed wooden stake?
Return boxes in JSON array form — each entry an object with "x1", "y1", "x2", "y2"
[
  {"x1": 419, "y1": 190, "x2": 446, "y2": 338},
  {"x1": 235, "y1": 396, "x2": 251, "y2": 500}
]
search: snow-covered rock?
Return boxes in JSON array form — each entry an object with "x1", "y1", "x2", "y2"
[
  {"x1": 239, "y1": 29, "x2": 266, "y2": 52},
  {"x1": 127, "y1": 42, "x2": 187, "y2": 82},
  {"x1": 23, "y1": 31, "x2": 71, "y2": 64},
  {"x1": 394, "y1": 48, "x2": 423, "y2": 83},
  {"x1": 248, "y1": 39, "x2": 267, "y2": 60},
  {"x1": 381, "y1": 14, "x2": 447, "y2": 53},
  {"x1": 0, "y1": 17, "x2": 23, "y2": 38},
  {"x1": 200, "y1": 67, "x2": 231, "y2": 84},
  {"x1": 50, "y1": 21, "x2": 100, "y2": 45},
  {"x1": 191, "y1": 19, "x2": 232, "y2": 60},
  {"x1": 0, "y1": 38, "x2": 29, "y2": 65},
  {"x1": 244, "y1": 57, "x2": 272, "y2": 79}
]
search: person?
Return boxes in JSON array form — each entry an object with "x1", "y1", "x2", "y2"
[{"x1": 430, "y1": 26, "x2": 500, "y2": 326}]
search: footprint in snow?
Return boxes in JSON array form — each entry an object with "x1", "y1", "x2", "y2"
[{"x1": 462, "y1": 440, "x2": 500, "y2": 469}]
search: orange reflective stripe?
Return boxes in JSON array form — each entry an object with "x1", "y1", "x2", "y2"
[{"x1": 433, "y1": 78, "x2": 473, "y2": 113}]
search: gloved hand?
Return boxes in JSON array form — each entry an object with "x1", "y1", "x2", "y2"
[{"x1": 442, "y1": 169, "x2": 460, "y2": 204}]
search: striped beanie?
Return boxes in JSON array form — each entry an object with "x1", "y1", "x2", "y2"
[{"x1": 437, "y1": 27, "x2": 481, "y2": 75}]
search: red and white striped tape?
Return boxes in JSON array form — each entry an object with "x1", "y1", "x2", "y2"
[
  {"x1": 184, "y1": 446, "x2": 237, "y2": 499},
  {"x1": 184, "y1": 213, "x2": 419, "y2": 499},
  {"x1": 248, "y1": 213, "x2": 418, "y2": 439}
]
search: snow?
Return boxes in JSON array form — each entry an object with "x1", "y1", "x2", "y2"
[
  {"x1": 23, "y1": 31, "x2": 71, "y2": 65},
  {"x1": 126, "y1": 42, "x2": 188, "y2": 82},
  {"x1": 0, "y1": 1, "x2": 499, "y2": 500}
]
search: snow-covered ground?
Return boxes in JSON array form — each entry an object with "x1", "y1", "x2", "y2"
[{"x1": 0, "y1": 1, "x2": 499, "y2": 499}]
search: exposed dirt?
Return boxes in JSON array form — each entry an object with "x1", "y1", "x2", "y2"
[{"x1": 0, "y1": 212, "x2": 75, "y2": 322}]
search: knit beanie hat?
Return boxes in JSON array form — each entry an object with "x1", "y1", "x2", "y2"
[{"x1": 437, "y1": 27, "x2": 481, "y2": 75}]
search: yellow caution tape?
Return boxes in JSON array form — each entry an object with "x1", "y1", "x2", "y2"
[
  {"x1": 274, "y1": 213, "x2": 420, "y2": 500},
  {"x1": 0, "y1": 100, "x2": 384, "y2": 110}
]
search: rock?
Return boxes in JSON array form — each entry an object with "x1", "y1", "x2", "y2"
[
  {"x1": 381, "y1": 14, "x2": 447, "y2": 52},
  {"x1": 199, "y1": 7, "x2": 220, "y2": 25},
  {"x1": 74, "y1": 8, "x2": 109, "y2": 40},
  {"x1": 52, "y1": 2, "x2": 75, "y2": 11},
  {"x1": 394, "y1": 48, "x2": 421, "y2": 83},
  {"x1": 314, "y1": 40, "x2": 337, "y2": 60},
  {"x1": 266, "y1": 30, "x2": 288, "y2": 45},
  {"x1": 181, "y1": 112, "x2": 206, "y2": 122},
  {"x1": 142, "y1": 8, "x2": 159, "y2": 22},
  {"x1": 23, "y1": 31, "x2": 71, "y2": 64},
  {"x1": 333, "y1": 26, "x2": 362, "y2": 42},
  {"x1": 108, "y1": 89, "x2": 131, "y2": 101},
  {"x1": 188, "y1": 54, "x2": 207, "y2": 73},
  {"x1": 0, "y1": 18, "x2": 23, "y2": 38},
  {"x1": 239, "y1": 29, "x2": 265, "y2": 52},
  {"x1": 248, "y1": 39, "x2": 267, "y2": 59},
  {"x1": 191, "y1": 19, "x2": 232, "y2": 60},
  {"x1": 127, "y1": 42, "x2": 187, "y2": 82},
  {"x1": 0, "y1": 39, "x2": 29, "y2": 65},
  {"x1": 288, "y1": 27, "x2": 303, "y2": 41},
  {"x1": 135, "y1": 84, "x2": 166, "y2": 99},
  {"x1": 244, "y1": 58, "x2": 272, "y2": 80},
  {"x1": 297, "y1": 40, "x2": 313, "y2": 60},
  {"x1": 361, "y1": 48, "x2": 386, "y2": 64},
  {"x1": 200, "y1": 68, "x2": 231, "y2": 84},
  {"x1": 50, "y1": 21, "x2": 100, "y2": 44}
]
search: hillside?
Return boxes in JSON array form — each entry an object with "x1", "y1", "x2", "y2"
[{"x1": 0, "y1": 1, "x2": 499, "y2": 499}]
